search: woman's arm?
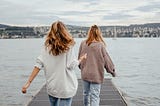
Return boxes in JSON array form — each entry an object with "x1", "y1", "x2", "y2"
[
  {"x1": 102, "y1": 46, "x2": 116, "y2": 77},
  {"x1": 66, "y1": 46, "x2": 87, "y2": 70},
  {"x1": 22, "y1": 67, "x2": 40, "y2": 93},
  {"x1": 78, "y1": 53, "x2": 87, "y2": 63}
]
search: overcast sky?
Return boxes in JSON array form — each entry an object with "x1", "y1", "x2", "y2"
[{"x1": 0, "y1": 0, "x2": 160, "y2": 26}]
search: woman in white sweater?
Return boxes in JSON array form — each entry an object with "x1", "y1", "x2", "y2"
[{"x1": 22, "y1": 21, "x2": 87, "y2": 106}]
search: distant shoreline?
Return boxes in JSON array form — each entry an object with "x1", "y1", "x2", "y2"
[
  {"x1": 1, "y1": 23, "x2": 160, "y2": 38},
  {"x1": 0, "y1": 35, "x2": 160, "y2": 39}
]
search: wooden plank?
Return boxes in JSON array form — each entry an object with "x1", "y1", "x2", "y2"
[{"x1": 27, "y1": 79, "x2": 128, "y2": 106}]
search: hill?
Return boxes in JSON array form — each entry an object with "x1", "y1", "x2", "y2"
[{"x1": 0, "y1": 24, "x2": 10, "y2": 28}]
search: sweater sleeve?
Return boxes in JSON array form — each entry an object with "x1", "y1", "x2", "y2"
[
  {"x1": 66, "y1": 46, "x2": 79, "y2": 70},
  {"x1": 101, "y1": 46, "x2": 115, "y2": 77},
  {"x1": 34, "y1": 48, "x2": 44, "y2": 70},
  {"x1": 34, "y1": 54, "x2": 44, "y2": 70}
]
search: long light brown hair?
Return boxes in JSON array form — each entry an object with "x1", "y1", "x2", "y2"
[
  {"x1": 86, "y1": 25, "x2": 106, "y2": 46},
  {"x1": 45, "y1": 21, "x2": 75, "y2": 56}
]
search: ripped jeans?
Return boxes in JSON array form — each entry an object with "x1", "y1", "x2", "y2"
[{"x1": 83, "y1": 80, "x2": 101, "y2": 106}]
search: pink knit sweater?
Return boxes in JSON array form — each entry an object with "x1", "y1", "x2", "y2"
[{"x1": 78, "y1": 41, "x2": 115, "y2": 83}]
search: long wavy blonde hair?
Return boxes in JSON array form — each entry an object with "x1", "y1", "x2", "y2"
[
  {"x1": 86, "y1": 25, "x2": 106, "y2": 46},
  {"x1": 45, "y1": 21, "x2": 75, "y2": 56}
]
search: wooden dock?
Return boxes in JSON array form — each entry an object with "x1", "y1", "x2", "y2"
[{"x1": 27, "y1": 79, "x2": 128, "y2": 106}]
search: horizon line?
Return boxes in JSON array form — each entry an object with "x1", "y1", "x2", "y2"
[{"x1": 0, "y1": 22, "x2": 160, "y2": 27}]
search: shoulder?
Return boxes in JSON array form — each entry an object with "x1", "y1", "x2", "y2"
[
  {"x1": 39, "y1": 45, "x2": 46, "y2": 54},
  {"x1": 69, "y1": 44, "x2": 74, "y2": 49},
  {"x1": 94, "y1": 42, "x2": 105, "y2": 48},
  {"x1": 81, "y1": 40, "x2": 87, "y2": 45},
  {"x1": 79, "y1": 40, "x2": 86, "y2": 48},
  {"x1": 68, "y1": 45, "x2": 75, "y2": 53},
  {"x1": 97, "y1": 42, "x2": 107, "y2": 52}
]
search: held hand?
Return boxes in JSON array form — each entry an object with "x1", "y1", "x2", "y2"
[
  {"x1": 79, "y1": 53, "x2": 87, "y2": 62},
  {"x1": 112, "y1": 69, "x2": 116, "y2": 77},
  {"x1": 22, "y1": 82, "x2": 30, "y2": 94},
  {"x1": 82, "y1": 53, "x2": 87, "y2": 59}
]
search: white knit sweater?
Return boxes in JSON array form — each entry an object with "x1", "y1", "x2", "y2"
[{"x1": 35, "y1": 46, "x2": 79, "y2": 98}]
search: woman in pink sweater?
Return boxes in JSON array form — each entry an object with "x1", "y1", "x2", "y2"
[{"x1": 78, "y1": 25, "x2": 116, "y2": 106}]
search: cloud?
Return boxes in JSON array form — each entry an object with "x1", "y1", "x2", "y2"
[
  {"x1": 63, "y1": 20, "x2": 92, "y2": 26},
  {"x1": 65, "y1": 0, "x2": 98, "y2": 3},
  {"x1": 103, "y1": 12, "x2": 135, "y2": 20},
  {"x1": 153, "y1": 12, "x2": 160, "y2": 22},
  {"x1": 64, "y1": 0, "x2": 100, "y2": 7},
  {"x1": 135, "y1": 1, "x2": 160, "y2": 12},
  {"x1": 0, "y1": 2, "x2": 60, "y2": 25},
  {"x1": 57, "y1": 10, "x2": 93, "y2": 16},
  {"x1": 0, "y1": 0, "x2": 160, "y2": 26}
]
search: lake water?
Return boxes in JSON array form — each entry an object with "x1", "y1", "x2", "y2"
[{"x1": 0, "y1": 38, "x2": 160, "y2": 106}]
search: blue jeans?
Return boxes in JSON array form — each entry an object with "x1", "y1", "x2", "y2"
[
  {"x1": 83, "y1": 80, "x2": 101, "y2": 106},
  {"x1": 48, "y1": 95, "x2": 72, "y2": 106}
]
